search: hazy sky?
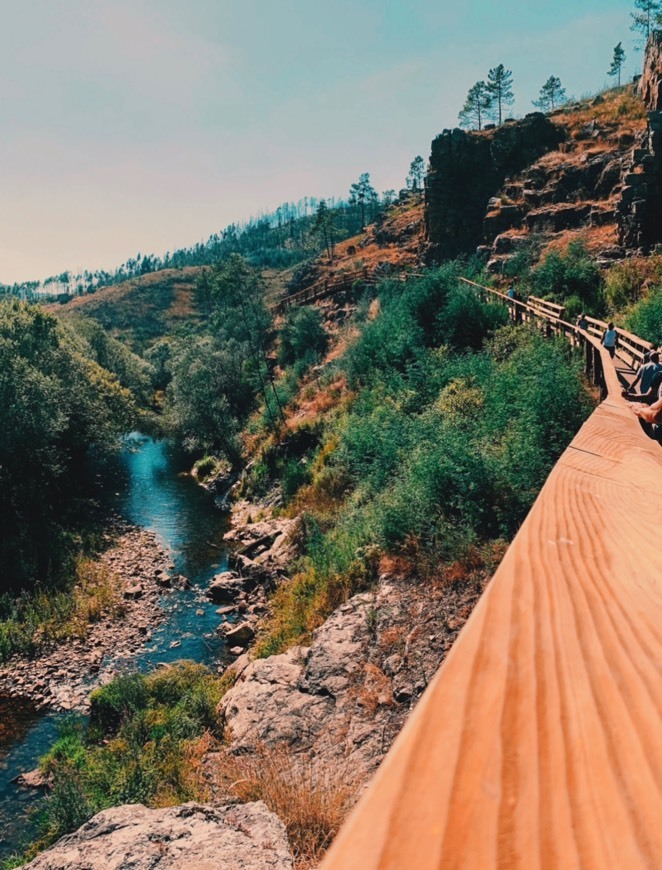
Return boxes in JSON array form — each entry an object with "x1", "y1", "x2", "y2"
[{"x1": 0, "y1": 0, "x2": 637, "y2": 283}]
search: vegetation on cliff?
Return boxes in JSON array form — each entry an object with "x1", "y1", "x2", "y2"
[{"x1": 240, "y1": 264, "x2": 594, "y2": 656}]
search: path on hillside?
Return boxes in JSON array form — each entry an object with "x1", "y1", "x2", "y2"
[{"x1": 322, "y1": 281, "x2": 662, "y2": 870}]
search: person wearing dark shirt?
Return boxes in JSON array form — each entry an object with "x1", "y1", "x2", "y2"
[
  {"x1": 622, "y1": 353, "x2": 662, "y2": 401},
  {"x1": 576, "y1": 313, "x2": 589, "y2": 330}
]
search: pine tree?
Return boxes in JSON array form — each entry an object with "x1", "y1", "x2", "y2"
[
  {"x1": 313, "y1": 199, "x2": 337, "y2": 260},
  {"x1": 349, "y1": 173, "x2": 377, "y2": 230},
  {"x1": 458, "y1": 81, "x2": 492, "y2": 131},
  {"x1": 608, "y1": 42, "x2": 627, "y2": 86},
  {"x1": 407, "y1": 156, "x2": 426, "y2": 191},
  {"x1": 532, "y1": 76, "x2": 567, "y2": 112},
  {"x1": 486, "y1": 64, "x2": 515, "y2": 125},
  {"x1": 630, "y1": 0, "x2": 661, "y2": 47}
]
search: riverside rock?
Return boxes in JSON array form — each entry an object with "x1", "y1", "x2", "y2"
[
  {"x1": 217, "y1": 572, "x2": 487, "y2": 783},
  {"x1": 223, "y1": 621, "x2": 255, "y2": 646},
  {"x1": 206, "y1": 572, "x2": 245, "y2": 603},
  {"x1": 19, "y1": 801, "x2": 294, "y2": 870}
]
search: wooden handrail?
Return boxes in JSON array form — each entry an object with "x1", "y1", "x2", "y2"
[
  {"x1": 322, "y1": 276, "x2": 662, "y2": 869},
  {"x1": 527, "y1": 294, "x2": 566, "y2": 319}
]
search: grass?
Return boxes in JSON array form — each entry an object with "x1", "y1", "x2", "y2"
[
  {"x1": 210, "y1": 743, "x2": 358, "y2": 869},
  {"x1": 0, "y1": 558, "x2": 125, "y2": 663},
  {"x1": 6, "y1": 663, "x2": 227, "y2": 868}
]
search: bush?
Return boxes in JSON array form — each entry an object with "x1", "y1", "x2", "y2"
[
  {"x1": 89, "y1": 673, "x2": 149, "y2": 738},
  {"x1": 16, "y1": 662, "x2": 231, "y2": 867},
  {"x1": 529, "y1": 241, "x2": 604, "y2": 314},
  {"x1": 278, "y1": 306, "x2": 328, "y2": 366},
  {"x1": 626, "y1": 289, "x2": 662, "y2": 345}
]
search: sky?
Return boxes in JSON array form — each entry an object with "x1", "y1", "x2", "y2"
[{"x1": 0, "y1": 0, "x2": 639, "y2": 283}]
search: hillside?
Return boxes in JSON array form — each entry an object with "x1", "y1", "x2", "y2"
[{"x1": 44, "y1": 267, "x2": 204, "y2": 351}]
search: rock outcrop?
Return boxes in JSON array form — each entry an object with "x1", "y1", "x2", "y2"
[
  {"x1": 639, "y1": 30, "x2": 662, "y2": 111},
  {"x1": 218, "y1": 571, "x2": 487, "y2": 782},
  {"x1": 425, "y1": 114, "x2": 565, "y2": 260},
  {"x1": 20, "y1": 802, "x2": 293, "y2": 870},
  {"x1": 618, "y1": 31, "x2": 662, "y2": 251}
]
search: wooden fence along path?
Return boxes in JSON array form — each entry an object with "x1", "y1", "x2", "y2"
[
  {"x1": 322, "y1": 278, "x2": 662, "y2": 869},
  {"x1": 274, "y1": 266, "x2": 376, "y2": 313}
]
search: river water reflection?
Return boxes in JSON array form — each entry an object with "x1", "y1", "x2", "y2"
[{"x1": 0, "y1": 435, "x2": 230, "y2": 857}]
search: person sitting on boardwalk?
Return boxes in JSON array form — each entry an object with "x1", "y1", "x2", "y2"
[
  {"x1": 629, "y1": 386, "x2": 662, "y2": 441},
  {"x1": 602, "y1": 322, "x2": 618, "y2": 358},
  {"x1": 622, "y1": 352, "x2": 661, "y2": 401},
  {"x1": 576, "y1": 312, "x2": 589, "y2": 330}
]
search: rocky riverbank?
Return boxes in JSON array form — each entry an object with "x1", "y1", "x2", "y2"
[
  {"x1": 206, "y1": 503, "x2": 302, "y2": 656},
  {"x1": 0, "y1": 523, "x2": 176, "y2": 713},
  {"x1": 208, "y1": 499, "x2": 495, "y2": 795}
]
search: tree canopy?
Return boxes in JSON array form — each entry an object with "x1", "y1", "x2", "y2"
[
  {"x1": 459, "y1": 81, "x2": 492, "y2": 131},
  {"x1": 532, "y1": 76, "x2": 567, "y2": 112},
  {"x1": 487, "y1": 64, "x2": 515, "y2": 125},
  {"x1": 0, "y1": 301, "x2": 139, "y2": 590}
]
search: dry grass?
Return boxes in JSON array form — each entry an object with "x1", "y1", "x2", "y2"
[
  {"x1": 33, "y1": 557, "x2": 125, "y2": 645},
  {"x1": 553, "y1": 87, "x2": 646, "y2": 131},
  {"x1": 537, "y1": 224, "x2": 619, "y2": 259},
  {"x1": 212, "y1": 744, "x2": 359, "y2": 868}
]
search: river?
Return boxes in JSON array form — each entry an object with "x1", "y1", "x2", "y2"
[{"x1": 0, "y1": 434, "x2": 230, "y2": 859}]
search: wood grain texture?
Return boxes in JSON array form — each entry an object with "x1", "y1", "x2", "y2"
[{"x1": 321, "y1": 292, "x2": 662, "y2": 870}]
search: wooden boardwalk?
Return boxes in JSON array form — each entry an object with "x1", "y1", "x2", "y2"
[{"x1": 322, "y1": 281, "x2": 662, "y2": 869}]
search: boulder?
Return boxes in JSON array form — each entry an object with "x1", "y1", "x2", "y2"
[
  {"x1": 19, "y1": 801, "x2": 293, "y2": 869},
  {"x1": 223, "y1": 622, "x2": 255, "y2": 646},
  {"x1": 12, "y1": 768, "x2": 50, "y2": 789},
  {"x1": 218, "y1": 647, "x2": 333, "y2": 749},
  {"x1": 206, "y1": 572, "x2": 244, "y2": 604},
  {"x1": 123, "y1": 584, "x2": 143, "y2": 600}
]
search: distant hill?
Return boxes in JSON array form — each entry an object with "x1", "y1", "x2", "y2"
[{"x1": 45, "y1": 267, "x2": 204, "y2": 351}]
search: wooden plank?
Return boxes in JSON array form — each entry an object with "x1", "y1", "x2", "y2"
[{"x1": 322, "y1": 281, "x2": 662, "y2": 870}]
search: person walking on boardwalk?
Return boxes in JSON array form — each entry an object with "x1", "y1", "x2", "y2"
[
  {"x1": 622, "y1": 352, "x2": 662, "y2": 400},
  {"x1": 602, "y1": 322, "x2": 618, "y2": 358},
  {"x1": 576, "y1": 312, "x2": 588, "y2": 330}
]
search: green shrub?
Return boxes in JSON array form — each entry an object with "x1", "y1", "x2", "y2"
[
  {"x1": 89, "y1": 673, "x2": 149, "y2": 738},
  {"x1": 529, "y1": 241, "x2": 604, "y2": 314},
  {"x1": 626, "y1": 289, "x2": 662, "y2": 345},
  {"x1": 278, "y1": 307, "x2": 328, "y2": 366}
]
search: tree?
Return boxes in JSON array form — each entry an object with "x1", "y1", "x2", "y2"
[
  {"x1": 349, "y1": 173, "x2": 378, "y2": 230},
  {"x1": 532, "y1": 76, "x2": 567, "y2": 112},
  {"x1": 630, "y1": 0, "x2": 661, "y2": 46},
  {"x1": 407, "y1": 156, "x2": 426, "y2": 191},
  {"x1": 608, "y1": 42, "x2": 627, "y2": 86},
  {"x1": 313, "y1": 199, "x2": 337, "y2": 261},
  {"x1": 278, "y1": 307, "x2": 329, "y2": 366},
  {"x1": 486, "y1": 64, "x2": 514, "y2": 125},
  {"x1": 459, "y1": 81, "x2": 492, "y2": 131}
]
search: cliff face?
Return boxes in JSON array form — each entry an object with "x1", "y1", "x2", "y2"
[
  {"x1": 619, "y1": 31, "x2": 662, "y2": 250},
  {"x1": 425, "y1": 39, "x2": 662, "y2": 268},
  {"x1": 639, "y1": 31, "x2": 662, "y2": 110},
  {"x1": 425, "y1": 114, "x2": 564, "y2": 260}
]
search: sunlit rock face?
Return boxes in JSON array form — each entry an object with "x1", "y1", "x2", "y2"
[
  {"x1": 19, "y1": 802, "x2": 294, "y2": 870},
  {"x1": 425, "y1": 113, "x2": 564, "y2": 261}
]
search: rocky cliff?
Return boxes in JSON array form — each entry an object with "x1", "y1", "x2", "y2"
[
  {"x1": 425, "y1": 40, "x2": 662, "y2": 269},
  {"x1": 618, "y1": 31, "x2": 662, "y2": 251},
  {"x1": 425, "y1": 114, "x2": 564, "y2": 260}
]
